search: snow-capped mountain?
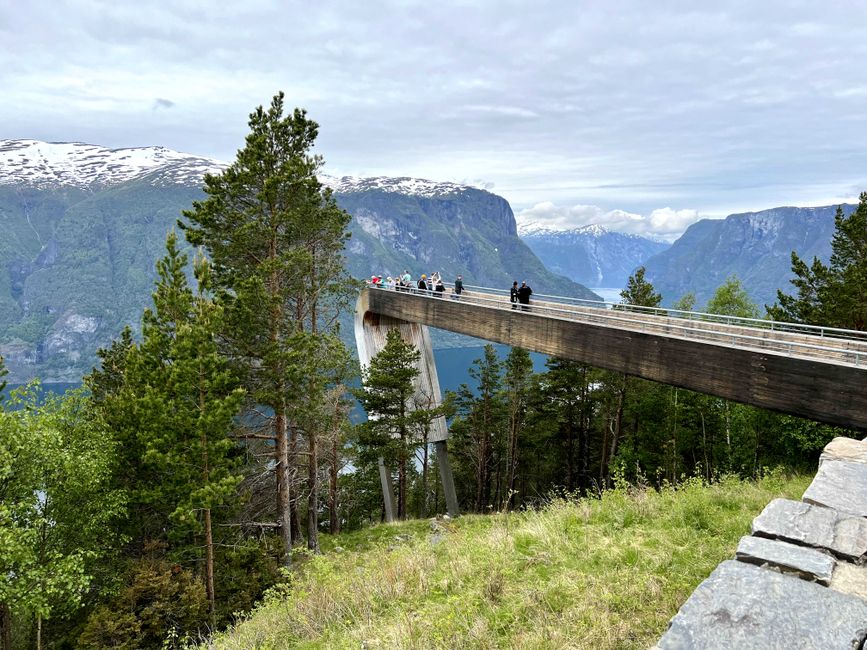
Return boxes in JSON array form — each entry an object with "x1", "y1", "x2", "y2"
[
  {"x1": 0, "y1": 139, "x2": 480, "y2": 199},
  {"x1": 518, "y1": 223, "x2": 670, "y2": 287},
  {"x1": 321, "y1": 175, "x2": 476, "y2": 198},
  {"x1": 0, "y1": 139, "x2": 227, "y2": 189}
]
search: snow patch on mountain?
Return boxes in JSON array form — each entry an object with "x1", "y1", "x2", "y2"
[
  {"x1": 0, "y1": 139, "x2": 483, "y2": 199},
  {"x1": 0, "y1": 139, "x2": 227, "y2": 189},
  {"x1": 320, "y1": 174, "x2": 477, "y2": 198}
]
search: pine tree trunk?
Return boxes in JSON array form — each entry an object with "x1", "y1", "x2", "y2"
[
  {"x1": 307, "y1": 426, "x2": 319, "y2": 552},
  {"x1": 199, "y1": 378, "x2": 216, "y2": 617},
  {"x1": 420, "y1": 438, "x2": 429, "y2": 518},
  {"x1": 204, "y1": 508, "x2": 216, "y2": 616},
  {"x1": 608, "y1": 378, "x2": 626, "y2": 483},
  {"x1": 275, "y1": 403, "x2": 292, "y2": 565},
  {"x1": 565, "y1": 411, "x2": 575, "y2": 492},
  {"x1": 0, "y1": 603, "x2": 11, "y2": 650},
  {"x1": 506, "y1": 407, "x2": 519, "y2": 508},
  {"x1": 329, "y1": 435, "x2": 340, "y2": 534},
  {"x1": 288, "y1": 420, "x2": 302, "y2": 545},
  {"x1": 398, "y1": 445, "x2": 406, "y2": 520}
]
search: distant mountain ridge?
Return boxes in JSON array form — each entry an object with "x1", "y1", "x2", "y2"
[
  {"x1": 642, "y1": 204, "x2": 855, "y2": 309},
  {"x1": 0, "y1": 139, "x2": 597, "y2": 382},
  {"x1": 518, "y1": 223, "x2": 670, "y2": 287}
]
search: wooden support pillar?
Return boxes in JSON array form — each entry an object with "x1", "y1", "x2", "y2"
[
  {"x1": 435, "y1": 440, "x2": 460, "y2": 518},
  {"x1": 378, "y1": 456, "x2": 396, "y2": 523}
]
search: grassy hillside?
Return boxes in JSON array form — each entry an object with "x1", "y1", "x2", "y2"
[{"x1": 205, "y1": 472, "x2": 809, "y2": 649}]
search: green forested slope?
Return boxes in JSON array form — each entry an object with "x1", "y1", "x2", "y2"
[{"x1": 0, "y1": 179, "x2": 594, "y2": 382}]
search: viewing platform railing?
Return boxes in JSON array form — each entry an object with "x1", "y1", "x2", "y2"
[{"x1": 367, "y1": 283, "x2": 867, "y2": 367}]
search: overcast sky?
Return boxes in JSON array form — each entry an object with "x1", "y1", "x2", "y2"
[{"x1": 3, "y1": 1, "x2": 867, "y2": 240}]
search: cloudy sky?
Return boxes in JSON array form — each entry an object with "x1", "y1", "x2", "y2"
[{"x1": 3, "y1": 1, "x2": 867, "y2": 240}]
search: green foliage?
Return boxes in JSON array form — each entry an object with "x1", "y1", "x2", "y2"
[
  {"x1": 672, "y1": 292, "x2": 696, "y2": 313},
  {"x1": 769, "y1": 192, "x2": 867, "y2": 330},
  {"x1": 0, "y1": 386, "x2": 124, "y2": 630},
  {"x1": 130, "y1": 233, "x2": 245, "y2": 542},
  {"x1": 448, "y1": 344, "x2": 505, "y2": 511},
  {"x1": 705, "y1": 275, "x2": 760, "y2": 319},
  {"x1": 355, "y1": 328, "x2": 441, "y2": 518},
  {"x1": 78, "y1": 546, "x2": 208, "y2": 650},
  {"x1": 179, "y1": 91, "x2": 356, "y2": 558},
  {"x1": 620, "y1": 266, "x2": 662, "y2": 308}
]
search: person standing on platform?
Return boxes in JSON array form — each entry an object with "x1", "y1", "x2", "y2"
[
  {"x1": 418, "y1": 275, "x2": 428, "y2": 293},
  {"x1": 510, "y1": 280, "x2": 519, "y2": 310},
  {"x1": 517, "y1": 281, "x2": 532, "y2": 311},
  {"x1": 453, "y1": 274, "x2": 463, "y2": 300}
]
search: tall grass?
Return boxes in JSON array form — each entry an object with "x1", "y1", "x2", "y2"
[{"x1": 205, "y1": 472, "x2": 809, "y2": 649}]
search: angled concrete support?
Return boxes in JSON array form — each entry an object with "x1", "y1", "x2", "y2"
[
  {"x1": 435, "y1": 440, "x2": 460, "y2": 517},
  {"x1": 356, "y1": 290, "x2": 460, "y2": 517},
  {"x1": 378, "y1": 456, "x2": 396, "y2": 523}
]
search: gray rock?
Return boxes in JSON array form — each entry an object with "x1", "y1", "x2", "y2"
[
  {"x1": 832, "y1": 562, "x2": 867, "y2": 601},
  {"x1": 657, "y1": 561, "x2": 867, "y2": 649},
  {"x1": 735, "y1": 535, "x2": 835, "y2": 585},
  {"x1": 820, "y1": 437, "x2": 867, "y2": 467},
  {"x1": 751, "y1": 498, "x2": 867, "y2": 561},
  {"x1": 803, "y1": 460, "x2": 867, "y2": 517}
]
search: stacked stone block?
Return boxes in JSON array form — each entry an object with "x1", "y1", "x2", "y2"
[{"x1": 656, "y1": 437, "x2": 867, "y2": 649}]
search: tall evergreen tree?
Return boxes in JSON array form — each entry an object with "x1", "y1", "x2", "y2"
[
  {"x1": 129, "y1": 233, "x2": 245, "y2": 615},
  {"x1": 450, "y1": 345, "x2": 504, "y2": 512},
  {"x1": 354, "y1": 329, "x2": 438, "y2": 519},
  {"x1": 502, "y1": 347, "x2": 533, "y2": 508},
  {"x1": 620, "y1": 266, "x2": 662, "y2": 310},
  {"x1": 180, "y1": 92, "x2": 353, "y2": 564},
  {"x1": 768, "y1": 193, "x2": 867, "y2": 330}
]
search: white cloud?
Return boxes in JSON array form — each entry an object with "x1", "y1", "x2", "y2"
[
  {"x1": 516, "y1": 203, "x2": 707, "y2": 242},
  {"x1": 2, "y1": 1, "x2": 867, "y2": 218}
]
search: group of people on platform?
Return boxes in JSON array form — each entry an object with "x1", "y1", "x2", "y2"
[
  {"x1": 369, "y1": 270, "x2": 462, "y2": 297},
  {"x1": 367, "y1": 272, "x2": 533, "y2": 309}
]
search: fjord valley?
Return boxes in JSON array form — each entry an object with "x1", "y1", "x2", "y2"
[{"x1": 1, "y1": 96, "x2": 866, "y2": 650}]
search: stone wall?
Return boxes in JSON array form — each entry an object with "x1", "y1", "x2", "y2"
[{"x1": 656, "y1": 437, "x2": 867, "y2": 649}]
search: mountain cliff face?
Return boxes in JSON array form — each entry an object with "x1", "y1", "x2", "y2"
[
  {"x1": 642, "y1": 205, "x2": 853, "y2": 308},
  {"x1": 335, "y1": 180, "x2": 595, "y2": 296},
  {"x1": 0, "y1": 139, "x2": 596, "y2": 382},
  {"x1": 518, "y1": 223, "x2": 669, "y2": 287}
]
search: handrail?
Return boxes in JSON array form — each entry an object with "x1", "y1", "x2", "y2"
[
  {"x1": 367, "y1": 284, "x2": 866, "y2": 367},
  {"x1": 459, "y1": 283, "x2": 867, "y2": 343}
]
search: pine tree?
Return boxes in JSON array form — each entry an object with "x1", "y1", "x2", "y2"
[
  {"x1": 128, "y1": 232, "x2": 245, "y2": 616},
  {"x1": 540, "y1": 357, "x2": 596, "y2": 492},
  {"x1": 769, "y1": 193, "x2": 867, "y2": 330},
  {"x1": 502, "y1": 347, "x2": 533, "y2": 508},
  {"x1": 354, "y1": 329, "x2": 439, "y2": 519},
  {"x1": 450, "y1": 345, "x2": 504, "y2": 512},
  {"x1": 619, "y1": 266, "x2": 662, "y2": 309},
  {"x1": 602, "y1": 267, "x2": 664, "y2": 482},
  {"x1": 180, "y1": 92, "x2": 353, "y2": 563}
]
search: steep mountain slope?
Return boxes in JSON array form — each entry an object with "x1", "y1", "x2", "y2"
[
  {"x1": 518, "y1": 223, "x2": 669, "y2": 287},
  {"x1": 336, "y1": 180, "x2": 598, "y2": 296},
  {"x1": 642, "y1": 205, "x2": 854, "y2": 308},
  {"x1": 0, "y1": 139, "x2": 595, "y2": 382}
]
